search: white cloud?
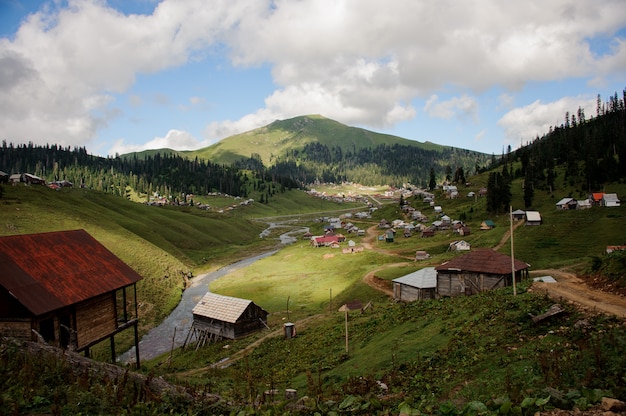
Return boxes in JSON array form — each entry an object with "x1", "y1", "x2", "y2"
[
  {"x1": 424, "y1": 95, "x2": 478, "y2": 121},
  {"x1": 110, "y1": 129, "x2": 209, "y2": 155},
  {"x1": 497, "y1": 95, "x2": 597, "y2": 147},
  {"x1": 203, "y1": 81, "x2": 416, "y2": 141},
  {"x1": 0, "y1": 0, "x2": 625, "y2": 153},
  {"x1": 0, "y1": 0, "x2": 252, "y2": 148}
]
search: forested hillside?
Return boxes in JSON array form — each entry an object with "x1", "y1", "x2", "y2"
[
  {"x1": 0, "y1": 115, "x2": 492, "y2": 196},
  {"x1": 2, "y1": 89, "x2": 624, "y2": 202},
  {"x1": 266, "y1": 141, "x2": 486, "y2": 186},
  {"x1": 484, "y1": 89, "x2": 626, "y2": 213},
  {"x1": 0, "y1": 143, "x2": 298, "y2": 200},
  {"x1": 191, "y1": 115, "x2": 493, "y2": 187}
]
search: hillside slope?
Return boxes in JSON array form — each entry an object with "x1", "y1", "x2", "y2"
[{"x1": 188, "y1": 115, "x2": 450, "y2": 165}]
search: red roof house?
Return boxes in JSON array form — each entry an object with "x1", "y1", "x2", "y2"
[{"x1": 0, "y1": 230, "x2": 143, "y2": 365}]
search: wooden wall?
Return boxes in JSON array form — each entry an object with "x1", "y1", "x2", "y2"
[
  {"x1": 437, "y1": 272, "x2": 510, "y2": 297},
  {"x1": 393, "y1": 283, "x2": 436, "y2": 302},
  {"x1": 75, "y1": 293, "x2": 117, "y2": 349},
  {"x1": 0, "y1": 319, "x2": 31, "y2": 340}
]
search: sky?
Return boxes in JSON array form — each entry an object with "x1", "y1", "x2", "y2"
[{"x1": 1, "y1": 0, "x2": 625, "y2": 158}]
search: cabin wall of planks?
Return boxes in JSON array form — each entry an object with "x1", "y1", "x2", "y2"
[
  {"x1": 393, "y1": 283, "x2": 436, "y2": 302},
  {"x1": 0, "y1": 319, "x2": 31, "y2": 340},
  {"x1": 437, "y1": 272, "x2": 512, "y2": 297},
  {"x1": 75, "y1": 293, "x2": 117, "y2": 349}
]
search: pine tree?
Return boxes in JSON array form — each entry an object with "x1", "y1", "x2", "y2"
[{"x1": 428, "y1": 168, "x2": 436, "y2": 190}]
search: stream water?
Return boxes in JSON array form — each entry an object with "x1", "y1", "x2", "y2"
[{"x1": 118, "y1": 222, "x2": 308, "y2": 364}]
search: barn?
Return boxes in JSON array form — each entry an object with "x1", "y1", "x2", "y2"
[
  {"x1": 435, "y1": 249, "x2": 529, "y2": 297},
  {"x1": 0, "y1": 230, "x2": 142, "y2": 365},
  {"x1": 392, "y1": 267, "x2": 437, "y2": 302},
  {"x1": 185, "y1": 292, "x2": 268, "y2": 347}
]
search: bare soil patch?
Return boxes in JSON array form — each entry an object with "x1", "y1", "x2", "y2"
[{"x1": 529, "y1": 269, "x2": 626, "y2": 319}]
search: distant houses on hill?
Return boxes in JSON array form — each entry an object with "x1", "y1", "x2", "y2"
[{"x1": 556, "y1": 193, "x2": 620, "y2": 209}]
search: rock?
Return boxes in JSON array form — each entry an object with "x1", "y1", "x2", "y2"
[{"x1": 601, "y1": 397, "x2": 626, "y2": 412}]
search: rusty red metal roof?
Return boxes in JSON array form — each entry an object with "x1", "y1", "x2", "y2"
[
  {"x1": 0, "y1": 230, "x2": 143, "y2": 316},
  {"x1": 435, "y1": 248, "x2": 529, "y2": 275}
]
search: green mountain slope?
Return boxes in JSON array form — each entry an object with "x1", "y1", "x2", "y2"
[{"x1": 188, "y1": 115, "x2": 451, "y2": 166}]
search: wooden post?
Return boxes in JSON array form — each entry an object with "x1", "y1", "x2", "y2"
[
  {"x1": 344, "y1": 309, "x2": 348, "y2": 353},
  {"x1": 133, "y1": 283, "x2": 141, "y2": 368},
  {"x1": 110, "y1": 335, "x2": 116, "y2": 364},
  {"x1": 329, "y1": 288, "x2": 332, "y2": 313},
  {"x1": 134, "y1": 321, "x2": 140, "y2": 369},
  {"x1": 510, "y1": 205, "x2": 517, "y2": 296},
  {"x1": 168, "y1": 327, "x2": 176, "y2": 368}
]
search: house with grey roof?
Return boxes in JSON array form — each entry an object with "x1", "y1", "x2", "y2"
[
  {"x1": 525, "y1": 211, "x2": 542, "y2": 226},
  {"x1": 602, "y1": 193, "x2": 621, "y2": 207},
  {"x1": 392, "y1": 267, "x2": 437, "y2": 302},
  {"x1": 555, "y1": 197, "x2": 576, "y2": 210}
]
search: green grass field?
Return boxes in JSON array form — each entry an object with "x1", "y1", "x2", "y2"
[{"x1": 2, "y1": 168, "x2": 626, "y2": 413}]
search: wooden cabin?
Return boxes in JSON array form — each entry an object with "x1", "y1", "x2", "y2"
[
  {"x1": 0, "y1": 230, "x2": 142, "y2": 365},
  {"x1": 185, "y1": 293, "x2": 268, "y2": 347},
  {"x1": 393, "y1": 267, "x2": 437, "y2": 302},
  {"x1": 435, "y1": 249, "x2": 529, "y2": 297}
]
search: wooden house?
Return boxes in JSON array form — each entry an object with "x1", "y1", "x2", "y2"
[
  {"x1": 525, "y1": 211, "x2": 542, "y2": 226},
  {"x1": 22, "y1": 173, "x2": 45, "y2": 185},
  {"x1": 480, "y1": 220, "x2": 495, "y2": 230},
  {"x1": 0, "y1": 170, "x2": 8, "y2": 183},
  {"x1": 185, "y1": 293, "x2": 268, "y2": 346},
  {"x1": 9, "y1": 173, "x2": 21, "y2": 184},
  {"x1": 602, "y1": 193, "x2": 621, "y2": 207},
  {"x1": 448, "y1": 240, "x2": 471, "y2": 251},
  {"x1": 421, "y1": 229, "x2": 435, "y2": 238},
  {"x1": 415, "y1": 250, "x2": 431, "y2": 261},
  {"x1": 393, "y1": 267, "x2": 437, "y2": 302},
  {"x1": 311, "y1": 234, "x2": 345, "y2": 247},
  {"x1": 590, "y1": 192, "x2": 604, "y2": 205},
  {"x1": 576, "y1": 199, "x2": 592, "y2": 209},
  {"x1": 0, "y1": 230, "x2": 142, "y2": 365},
  {"x1": 435, "y1": 249, "x2": 529, "y2": 297},
  {"x1": 606, "y1": 245, "x2": 626, "y2": 254},
  {"x1": 555, "y1": 197, "x2": 576, "y2": 210},
  {"x1": 511, "y1": 209, "x2": 526, "y2": 220}
]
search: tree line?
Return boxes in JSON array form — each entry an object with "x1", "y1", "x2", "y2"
[
  {"x1": 486, "y1": 88, "x2": 626, "y2": 213},
  {"x1": 267, "y1": 142, "x2": 491, "y2": 187},
  {"x1": 0, "y1": 142, "x2": 253, "y2": 198}
]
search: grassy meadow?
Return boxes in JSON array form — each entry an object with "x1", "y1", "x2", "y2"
[{"x1": 2, "y1": 164, "x2": 626, "y2": 413}]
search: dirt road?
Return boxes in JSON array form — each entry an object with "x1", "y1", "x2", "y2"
[
  {"x1": 529, "y1": 269, "x2": 626, "y2": 318},
  {"x1": 362, "y1": 224, "x2": 626, "y2": 319}
]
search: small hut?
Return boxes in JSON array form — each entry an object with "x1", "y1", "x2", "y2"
[
  {"x1": 525, "y1": 211, "x2": 542, "y2": 226},
  {"x1": 185, "y1": 293, "x2": 268, "y2": 347},
  {"x1": 392, "y1": 267, "x2": 437, "y2": 301}
]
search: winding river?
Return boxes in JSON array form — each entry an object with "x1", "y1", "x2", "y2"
[{"x1": 118, "y1": 222, "x2": 308, "y2": 363}]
